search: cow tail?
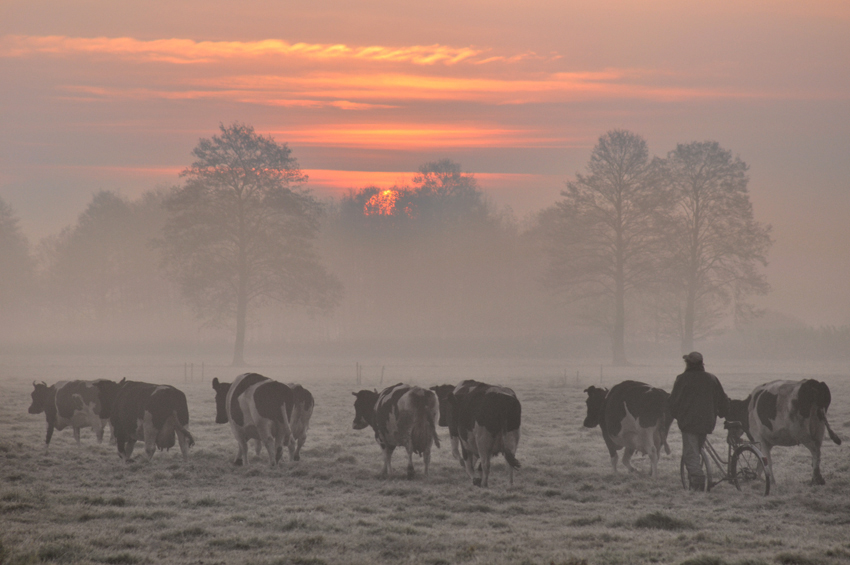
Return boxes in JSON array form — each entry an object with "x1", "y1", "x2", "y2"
[
  {"x1": 427, "y1": 408, "x2": 440, "y2": 449},
  {"x1": 504, "y1": 450, "x2": 521, "y2": 469},
  {"x1": 818, "y1": 408, "x2": 842, "y2": 445}
]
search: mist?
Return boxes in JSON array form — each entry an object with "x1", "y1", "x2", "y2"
[{"x1": 1, "y1": 140, "x2": 847, "y2": 366}]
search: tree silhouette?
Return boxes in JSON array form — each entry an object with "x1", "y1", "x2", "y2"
[
  {"x1": 160, "y1": 123, "x2": 341, "y2": 366},
  {"x1": 661, "y1": 141, "x2": 771, "y2": 352},
  {"x1": 540, "y1": 130, "x2": 668, "y2": 365},
  {"x1": 0, "y1": 196, "x2": 35, "y2": 328}
]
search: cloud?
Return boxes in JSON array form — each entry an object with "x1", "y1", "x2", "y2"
[{"x1": 0, "y1": 35, "x2": 539, "y2": 66}]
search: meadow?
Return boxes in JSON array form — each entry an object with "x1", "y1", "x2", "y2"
[{"x1": 1, "y1": 355, "x2": 848, "y2": 565}]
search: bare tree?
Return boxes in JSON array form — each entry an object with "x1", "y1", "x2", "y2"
[
  {"x1": 661, "y1": 141, "x2": 772, "y2": 352},
  {"x1": 160, "y1": 123, "x2": 341, "y2": 366},
  {"x1": 540, "y1": 130, "x2": 667, "y2": 365}
]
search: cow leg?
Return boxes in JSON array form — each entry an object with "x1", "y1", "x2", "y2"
[
  {"x1": 143, "y1": 414, "x2": 157, "y2": 461},
  {"x1": 609, "y1": 449, "x2": 619, "y2": 473},
  {"x1": 257, "y1": 423, "x2": 277, "y2": 467},
  {"x1": 44, "y1": 422, "x2": 55, "y2": 453},
  {"x1": 406, "y1": 447, "x2": 415, "y2": 480},
  {"x1": 805, "y1": 441, "x2": 825, "y2": 485},
  {"x1": 649, "y1": 445, "x2": 659, "y2": 477},
  {"x1": 476, "y1": 429, "x2": 495, "y2": 487},
  {"x1": 73, "y1": 426, "x2": 81, "y2": 446},
  {"x1": 423, "y1": 443, "x2": 431, "y2": 477},
  {"x1": 176, "y1": 428, "x2": 190, "y2": 461},
  {"x1": 289, "y1": 435, "x2": 304, "y2": 462},
  {"x1": 762, "y1": 444, "x2": 776, "y2": 486},
  {"x1": 622, "y1": 448, "x2": 636, "y2": 473},
  {"x1": 95, "y1": 419, "x2": 104, "y2": 444},
  {"x1": 124, "y1": 439, "x2": 136, "y2": 462},
  {"x1": 381, "y1": 445, "x2": 395, "y2": 477}
]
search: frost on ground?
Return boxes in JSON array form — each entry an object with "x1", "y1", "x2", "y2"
[{"x1": 1, "y1": 356, "x2": 848, "y2": 565}]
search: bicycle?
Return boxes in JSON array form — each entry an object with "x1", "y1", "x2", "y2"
[{"x1": 680, "y1": 420, "x2": 771, "y2": 495}]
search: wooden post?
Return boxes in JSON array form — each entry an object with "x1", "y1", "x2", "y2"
[
  {"x1": 184, "y1": 363, "x2": 187, "y2": 383},
  {"x1": 191, "y1": 363, "x2": 194, "y2": 382}
]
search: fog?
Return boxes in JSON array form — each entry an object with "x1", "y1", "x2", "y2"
[{"x1": 1, "y1": 146, "x2": 847, "y2": 367}]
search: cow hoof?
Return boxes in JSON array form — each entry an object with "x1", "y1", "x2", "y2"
[
  {"x1": 293, "y1": 454, "x2": 300, "y2": 462},
  {"x1": 407, "y1": 467, "x2": 415, "y2": 480},
  {"x1": 276, "y1": 446, "x2": 284, "y2": 463},
  {"x1": 472, "y1": 478, "x2": 482, "y2": 487},
  {"x1": 233, "y1": 458, "x2": 243, "y2": 466},
  {"x1": 813, "y1": 475, "x2": 826, "y2": 486}
]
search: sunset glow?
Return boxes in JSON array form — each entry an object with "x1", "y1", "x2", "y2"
[
  {"x1": 2, "y1": 0, "x2": 850, "y2": 326},
  {"x1": 363, "y1": 189, "x2": 400, "y2": 216}
]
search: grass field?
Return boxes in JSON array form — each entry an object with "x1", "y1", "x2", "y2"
[{"x1": 1, "y1": 355, "x2": 849, "y2": 565}]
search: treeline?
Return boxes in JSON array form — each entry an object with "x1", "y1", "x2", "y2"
[{"x1": 0, "y1": 123, "x2": 826, "y2": 364}]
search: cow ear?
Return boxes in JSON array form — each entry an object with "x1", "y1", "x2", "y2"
[
  {"x1": 373, "y1": 389, "x2": 378, "y2": 394},
  {"x1": 352, "y1": 392, "x2": 358, "y2": 397},
  {"x1": 212, "y1": 378, "x2": 219, "y2": 388}
]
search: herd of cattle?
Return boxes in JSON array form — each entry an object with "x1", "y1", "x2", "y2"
[{"x1": 26, "y1": 374, "x2": 842, "y2": 488}]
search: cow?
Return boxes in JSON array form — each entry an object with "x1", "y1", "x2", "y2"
[
  {"x1": 582, "y1": 381, "x2": 673, "y2": 477},
  {"x1": 28, "y1": 380, "x2": 117, "y2": 452},
  {"x1": 109, "y1": 380, "x2": 195, "y2": 462},
  {"x1": 432, "y1": 380, "x2": 521, "y2": 487},
  {"x1": 352, "y1": 383, "x2": 440, "y2": 479},
  {"x1": 734, "y1": 379, "x2": 841, "y2": 485},
  {"x1": 212, "y1": 375, "x2": 314, "y2": 464}
]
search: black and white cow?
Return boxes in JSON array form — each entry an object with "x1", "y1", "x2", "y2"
[
  {"x1": 352, "y1": 383, "x2": 440, "y2": 479},
  {"x1": 212, "y1": 374, "x2": 314, "y2": 464},
  {"x1": 432, "y1": 380, "x2": 521, "y2": 487},
  {"x1": 109, "y1": 380, "x2": 195, "y2": 462},
  {"x1": 582, "y1": 381, "x2": 672, "y2": 476},
  {"x1": 734, "y1": 379, "x2": 841, "y2": 485},
  {"x1": 28, "y1": 380, "x2": 117, "y2": 452}
]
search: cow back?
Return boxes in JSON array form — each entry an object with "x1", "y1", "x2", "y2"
[
  {"x1": 253, "y1": 381, "x2": 294, "y2": 423},
  {"x1": 111, "y1": 381, "x2": 157, "y2": 439},
  {"x1": 228, "y1": 373, "x2": 270, "y2": 427},
  {"x1": 375, "y1": 383, "x2": 411, "y2": 437},
  {"x1": 604, "y1": 380, "x2": 671, "y2": 437}
]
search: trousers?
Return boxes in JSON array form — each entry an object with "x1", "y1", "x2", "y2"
[{"x1": 682, "y1": 432, "x2": 706, "y2": 483}]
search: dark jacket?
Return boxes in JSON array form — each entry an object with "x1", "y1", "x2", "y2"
[{"x1": 669, "y1": 366, "x2": 729, "y2": 435}]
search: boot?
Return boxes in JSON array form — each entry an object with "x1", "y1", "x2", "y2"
[{"x1": 689, "y1": 475, "x2": 706, "y2": 491}]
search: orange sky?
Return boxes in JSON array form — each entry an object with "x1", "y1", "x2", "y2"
[{"x1": 1, "y1": 0, "x2": 849, "y2": 325}]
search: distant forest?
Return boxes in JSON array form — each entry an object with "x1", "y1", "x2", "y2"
[{"x1": 1, "y1": 125, "x2": 846, "y2": 363}]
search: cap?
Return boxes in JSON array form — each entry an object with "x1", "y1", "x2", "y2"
[{"x1": 683, "y1": 351, "x2": 704, "y2": 364}]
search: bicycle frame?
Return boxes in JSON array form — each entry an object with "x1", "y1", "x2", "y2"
[{"x1": 682, "y1": 420, "x2": 771, "y2": 494}]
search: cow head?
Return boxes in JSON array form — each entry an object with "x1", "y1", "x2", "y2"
[
  {"x1": 212, "y1": 378, "x2": 231, "y2": 424},
  {"x1": 430, "y1": 384, "x2": 456, "y2": 428},
  {"x1": 92, "y1": 379, "x2": 120, "y2": 419},
  {"x1": 28, "y1": 381, "x2": 49, "y2": 414},
  {"x1": 352, "y1": 389, "x2": 379, "y2": 430},
  {"x1": 583, "y1": 386, "x2": 608, "y2": 428}
]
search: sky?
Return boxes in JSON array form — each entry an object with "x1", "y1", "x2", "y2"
[{"x1": 1, "y1": 0, "x2": 849, "y2": 326}]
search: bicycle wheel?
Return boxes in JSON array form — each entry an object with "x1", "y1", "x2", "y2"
[
  {"x1": 731, "y1": 444, "x2": 770, "y2": 496},
  {"x1": 680, "y1": 449, "x2": 710, "y2": 491}
]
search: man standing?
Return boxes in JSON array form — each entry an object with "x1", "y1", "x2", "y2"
[{"x1": 670, "y1": 351, "x2": 730, "y2": 491}]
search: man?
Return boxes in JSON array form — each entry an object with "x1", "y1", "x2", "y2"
[{"x1": 670, "y1": 351, "x2": 729, "y2": 491}]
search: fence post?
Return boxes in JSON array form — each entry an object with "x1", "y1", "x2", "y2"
[{"x1": 184, "y1": 363, "x2": 187, "y2": 383}]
